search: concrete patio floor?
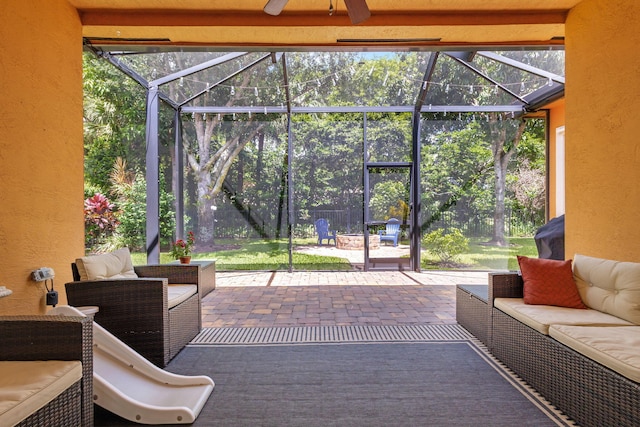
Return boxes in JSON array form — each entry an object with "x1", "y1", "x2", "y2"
[{"x1": 201, "y1": 270, "x2": 489, "y2": 328}]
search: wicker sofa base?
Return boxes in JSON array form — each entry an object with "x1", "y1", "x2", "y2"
[
  {"x1": 169, "y1": 292, "x2": 201, "y2": 360},
  {"x1": 492, "y1": 307, "x2": 640, "y2": 426},
  {"x1": 15, "y1": 380, "x2": 82, "y2": 427},
  {"x1": 116, "y1": 290, "x2": 201, "y2": 366}
]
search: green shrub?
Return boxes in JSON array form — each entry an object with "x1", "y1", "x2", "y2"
[
  {"x1": 110, "y1": 173, "x2": 175, "y2": 251},
  {"x1": 422, "y1": 228, "x2": 469, "y2": 263}
]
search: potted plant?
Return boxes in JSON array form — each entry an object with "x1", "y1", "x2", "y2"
[{"x1": 170, "y1": 231, "x2": 195, "y2": 264}]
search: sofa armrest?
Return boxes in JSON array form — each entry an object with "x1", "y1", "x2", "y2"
[
  {"x1": 135, "y1": 264, "x2": 199, "y2": 286},
  {"x1": 0, "y1": 315, "x2": 91, "y2": 363},
  {"x1": 66, "y1": 279, "x2": 168, "y2": 337},
  {"x1": 488, "y1": 272, "x2": 524, "y2": 307},
  {"x1": 0, "y1": 316, "x2": 93, "y2": 426},
  {"x1": 65, "y1": 278, "x2": 168, "y2": 312}
]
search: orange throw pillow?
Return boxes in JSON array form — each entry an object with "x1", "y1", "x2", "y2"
[{"x1": 517, "y1": 256, "x2": 587, "y2": 309}]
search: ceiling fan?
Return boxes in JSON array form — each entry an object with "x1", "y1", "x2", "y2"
[{"x1": 264, "y1": 0, "x2": 371, "y2": 25}]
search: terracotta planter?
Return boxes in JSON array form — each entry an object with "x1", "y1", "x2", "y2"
[{"x1": 179, "y1": 256, "x2": 191, "y2": 264}]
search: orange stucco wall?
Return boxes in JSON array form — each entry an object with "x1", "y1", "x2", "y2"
[
  {"x1": 0, "y1": 0, "x2": 638, "y2": 317},
  {"x1": 565, "y1": 0, "x2": 640, "y2": 261},
  {"x1": 0, "y1": 0, "x2": 84, "y2": 314},
  {"x1": 546, "y1": 99, "x2": 566, "y2": 219}
]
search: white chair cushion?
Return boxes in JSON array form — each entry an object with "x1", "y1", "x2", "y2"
[
  {"x1": 574, "y1": 254, "x2": 640, "y2": 325},
  {"x1": 168, "y1": 285, "x2": 198, "y2": 309},
  {"x1": 494, "y1": 298, "x2": 632, "y2": 335},
  {"x1": 76, "y1": 247, "x2": 138, "y2": 280},
  {"x1": 0, "y1": 361, "x2": 82, "y2": 427},
  {"x1": 550, "y1": 325, "x2": 640, "y2": 382}
]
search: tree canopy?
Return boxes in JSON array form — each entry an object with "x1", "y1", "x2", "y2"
[{"x1": 82, "y1": 49, "x2": 557, "y2": 253}]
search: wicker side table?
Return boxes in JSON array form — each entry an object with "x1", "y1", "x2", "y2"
[
  {"x1": 170, "y1": 259, "x2": 216, "y2": 298},
  {"x1": 192, "y1": 260, "x2": 216, "y2": 298},
  {"x1": 456, "y1": 284, "x2": 490, "y2": 346}
]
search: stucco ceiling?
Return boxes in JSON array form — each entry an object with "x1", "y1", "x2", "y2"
[{"x1": 68, "y1": 0, "x2": 583, "y2": 49}]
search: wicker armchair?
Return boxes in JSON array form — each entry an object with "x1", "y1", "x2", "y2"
[
  {"x1": 0, "y1": 315, "x2": 93, "y2": 427},
  {"x1": 66, "y1": 254, "x2": 202, "y2": 368}
]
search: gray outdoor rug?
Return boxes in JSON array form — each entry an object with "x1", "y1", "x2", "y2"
[{"x1": 95, "y1": 326, "x2": 576, "y2": 426}]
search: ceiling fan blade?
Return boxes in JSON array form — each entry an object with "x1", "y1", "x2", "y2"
[
  {"x1": 344, "y1": 0, "x2": 371, "y2": 24},
  {"x1": 264, "y1": 0, "x2": 289, "y2": 16}
]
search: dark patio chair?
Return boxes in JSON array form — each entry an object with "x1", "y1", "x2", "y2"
[
  {"x1": 315, "y1": 218, "x2": 337, "y2": 246},
  {"x1": 379, "y1": 218, "x2": 401, "y2": 246},
  {"x1": 65, "y1": 247, "x2": 202, "y2": 368}
]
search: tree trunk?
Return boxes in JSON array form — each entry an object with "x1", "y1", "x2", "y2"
[
  {"x1": 184, "y1": 109, "x2": 266, "y2": 245},
  {"x1": 487, "y1": 114, "x2": 527, "y2": 246},
  {"x1": 256, "y1": 132, "x2": 265, "y2": 184},
  {"x1": 491, "y1": 148, "x2": 509, "y2": 246}
]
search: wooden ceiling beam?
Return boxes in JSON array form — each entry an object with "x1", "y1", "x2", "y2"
[
  {"x1": 83, "y1": 39, "x2": 565, "y2": 49},
  {"x1": 79, "y1": 10, "x2": 568, "y2": 27}
]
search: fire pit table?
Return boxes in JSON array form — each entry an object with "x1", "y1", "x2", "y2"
[{"x1": 336, "y1": 234, "x2": 380, "y2": 250}]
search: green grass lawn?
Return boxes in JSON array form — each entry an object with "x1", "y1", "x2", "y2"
[
  {"x1": 421, "y1": 237, "x2": 537, "y2": 270},
  {"x1": 132, "y1": 238, "x2": 352, "y2": 271},
  {"x1": 131, "y1": 236, "x2": 535, "y2": 271},
  {"x1": 200, "y1": 239, "x2": 352, "y2": 271}
]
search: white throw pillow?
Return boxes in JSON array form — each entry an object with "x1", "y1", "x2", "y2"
[
  {"x1": 75, "y1": 247, "x2": 138, "y2": 280},
  {"x1": 574, "y1": 254, "x2": 640, "y2": 325}
]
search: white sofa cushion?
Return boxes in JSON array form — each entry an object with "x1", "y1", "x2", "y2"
[
  {"x1": 574, "y1": 254, "x2": 640, "y2": 325},
  {"x1": 494, "y1": 298, "x2": 633, "y2": 335},
  {"x1": 76, "y1": 247, "x2": 138, "y2": 280},
  {"x1": 167, "y1": 285, "x2": 198, "y2": 309},
  {"x1": 550, "y1": 325, "x2": 640, "y2": 382},
  {"x1": 0, "y1": 360, "x2": 82, "y2": 427}
]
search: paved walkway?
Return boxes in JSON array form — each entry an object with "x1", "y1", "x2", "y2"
[{"x1": 201, "y1": 271, "x2": 488, "y2": 328}]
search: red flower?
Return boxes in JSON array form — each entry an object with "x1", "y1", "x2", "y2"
[{"x1": 170, "y1": 232, "x2": 195, "y2": 259}]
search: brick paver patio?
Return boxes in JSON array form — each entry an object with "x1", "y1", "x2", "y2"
[{"x1": 201, "y1": 271, "x2": 487, "y2": 328}]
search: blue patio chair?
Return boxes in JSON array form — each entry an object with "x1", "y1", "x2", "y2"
[
  {"x1": 315, "y1": 218, "x2": 336, "y2": 246},
  {"x1": 379, "y1": 218, "x2": 401, "y2": 246}
]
